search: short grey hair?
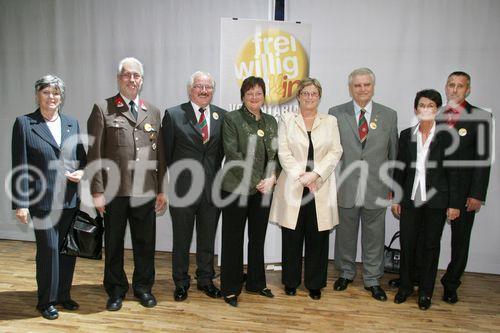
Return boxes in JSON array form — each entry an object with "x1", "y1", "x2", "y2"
[
  {"x1": 35, "y1": 74, "x2": 66, "y2": 105},
  {"x1": 348, "y1": 67, "x2": 376, "y2": 85},
  {"x1": 187, "y1": 71, "x2": 215, "y2": 93},
  {"x1": 117, "y1": 57, "x2": 144, "y2": 76}
]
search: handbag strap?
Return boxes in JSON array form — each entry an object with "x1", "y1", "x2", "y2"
[{"x1": 388, "y1": 231, "x2": 400, "y2": 248}]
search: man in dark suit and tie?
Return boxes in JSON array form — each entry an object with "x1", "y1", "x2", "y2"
[
  {"x1": 329, "y1": 68, "x2": 398, "y2": 301},
  {"x1": 87, "y1": 57, "x2": 166, "y2": 311},
  {"x1": 438, "y1": 71, "x2": 491, "y2": 304},
  {"x1": 161, "y1": 71, "x2": 226, "y2": 301}
]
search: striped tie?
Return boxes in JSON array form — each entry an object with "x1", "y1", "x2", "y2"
[
  {"x1": 358, "y1": 109, "x2": 368, "y2": 147},
  {"x1": 198, "y1": 108, "x2": 209, "y2": 144}
]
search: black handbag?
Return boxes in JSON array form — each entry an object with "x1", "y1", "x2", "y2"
[
  {"x1": 384, "y1": 231, "x2": 401, "y2": 274},
  {"x1": 61, "y1": 210, "x2": 103, "y2": 260}
]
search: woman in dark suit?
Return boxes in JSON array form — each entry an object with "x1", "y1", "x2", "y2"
[
  {"x1": 391, "y1": 89, "x2": 460, "y2": 310},
  {"x1": 11, "y1": 75, "x2": 86, "y2": 320},
  {"x1": 219, "y1": 76, "x2": 279, "y2": 307}
]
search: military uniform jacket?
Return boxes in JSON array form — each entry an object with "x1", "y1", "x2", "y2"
[{"x1": 87, "y1": 94, "x2": 165, "y2": 198}]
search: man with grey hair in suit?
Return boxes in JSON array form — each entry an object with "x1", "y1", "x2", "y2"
[
  {"x1": 162, "y1": 71, "x2": 226, "y2": 302},
  {"x1": 329, "y1": 67, "x2": 398, "y2": 301}
]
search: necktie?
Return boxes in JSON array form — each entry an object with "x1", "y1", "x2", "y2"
[
  {"x1": 198, "y1": 108, "x2": 209, "y2": 144},
  {"x1": 445, "y1": 107, "x2": 460, "y2": 128},
  {"x1": 358, "y1": 109, "x2": 368, "y2": 147},
  {"x1": 129, "y1": 100, "x2": 138, "y2": 120}
]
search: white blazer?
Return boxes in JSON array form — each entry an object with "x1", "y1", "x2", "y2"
[{"x1": 269, "y1": 112, "x2": 343, "y2": 231}]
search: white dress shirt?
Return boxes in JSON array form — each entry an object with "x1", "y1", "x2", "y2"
[
  {"x1": 411, "y1": 122, "x2": 436, "y2": 202},
  {"x1": 353, "y1": 100, "x2": 373, "y2": 124}
]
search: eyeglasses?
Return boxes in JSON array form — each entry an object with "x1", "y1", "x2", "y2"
[
  {"x1": 192, "y1": 84, "x2": 213, "y2": 91},
  {"x1": 41, "y1": 90, "x2": 61, "y2": 97},
  {"x1": 300, "y1": 91, "x2": 319, "y2": 98},
  {"x1": 245, "y1": 91, "x2": 264, "y2": 98},
  {"x1": 120, "y1": 72, "x2": 142, "y2": 80}
]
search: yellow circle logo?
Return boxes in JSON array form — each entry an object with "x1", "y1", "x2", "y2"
[{"x1": 234, "y1": 28, "x2": 309, "y2": 105}]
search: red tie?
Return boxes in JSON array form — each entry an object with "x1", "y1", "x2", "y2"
[
  {"x1": 198, "y1": 108, "x2": 209, "y2": 144},
  {"x1": 358, "y1": 109, "x2": 368, "y2": 145},
  {"x1": 445, "y1": 107, "x2": 461, "y2": 128}
]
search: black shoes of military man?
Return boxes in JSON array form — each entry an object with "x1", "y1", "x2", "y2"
[
  {"x1": 39, "y1": 305, "x2": 59, "y2": 320},
  {"x1": 174, "y1": 285, "x2": 189, "y2": 302},
  {"x1": 418, "y1": 295, "x2": 432, "y2": 310},
  {"x1": 135, "y1": 292, "x2": 157, "y2": 308},
  {"x1": 333, "y1": 277, "x2": 353, "y2": 291},
  {"x1": 442, "y1": 288, "x2": 459, "y2": 304},
  {"x1": 106, "y1": 297, "x2": 123, "y2": 311},
  {"x1": 197, "y1": 283, "x2": 222, "y2": 298},
  {"x1": 364, "y1": 286, "x2": 387, "y2": 301}
]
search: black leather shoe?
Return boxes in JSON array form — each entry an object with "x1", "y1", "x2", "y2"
[
  {"x1": 106, "y1": 297, "x2": 123, "y2": 311},
  {"x1": 174, "y1": 286, "x2": 189, "y2": 302},
  {"x1": 308, "y1": 289, "x2": 321, "y2": 300},
  {"x1": 365, "y1": 286, "x2": 387, "y2": 301},
  {"x1": 442, "y1": 289, "x2": 458, "y2": 304},
  {"x1": 259, "y1": 288, "x2": 274, "y2": 298},
  {"x1": 284, "y1": 286, "x2": 296, "y2": 296},
  {"x1": 334, "y1": 277, "x2": 353, "y2": 291},
  {"x1": 40, "y1": 305, "x2": 58, "y2": 320},
  {"x1": 394, "y1": 290, "x2": 413, "y2": 304},
  {"x1": 388, "y1": 278, "x2": 401, "y2": 288},
  {"x1": 60, "y1": 299, "x2": 79, "y2": 310},
  {"x1": 134, "y1": 292, "x2": 157, "y2": 308},
  {"x1": 418, "y1": 295, "x2": 432, "y2": 310},
  {"x1": 197, "y1": 283, "x2": 222, "y2": 298},
  {"x1": 224, "y1": 295, "x2": 238, "y2": 307}
]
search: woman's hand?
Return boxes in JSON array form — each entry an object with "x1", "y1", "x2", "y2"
[
  {"x1": 447, "y1": 208, "x2": 460, "y2": 221},
  {"x1": 15, "y1": 208, "x2": 29, "y2": 224},
  {"x1": 65, "y1": 170, "x2": 84, "y2": 183},
  {"x1": 298, "y1": 171, "x2": 319, "y2": 187},
  {"x1": 256, "y1": 174, "x2": 276, "y2": 194},
  {"x1": 391, "y1": 204, "x2": 401, "y2": 219}
]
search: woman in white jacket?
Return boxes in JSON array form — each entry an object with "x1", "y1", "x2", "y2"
[{"x1": 269, "y1": 78, "x2": 343, "y2": 300}]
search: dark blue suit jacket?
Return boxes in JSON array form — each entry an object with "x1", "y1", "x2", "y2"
[{"x1": 11, "y1": 109, "x2": 87, "y2": 211}]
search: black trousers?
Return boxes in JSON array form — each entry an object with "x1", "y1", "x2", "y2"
[
  {"x1": 220, "y1": 191, "x2": 270, "y2": 297},
  {"x1": 399, "y1": 204, "x2": 446, "y2": 297},
  {"x1": 31, "y1": 208, "x2": 77, "y2": 309},
  {"x1": 441, "y1": 209, "x2": 476, "y2": 291},
  {"x1": 103, "y1": 197, "x2": 156, "y2": 298},
  {"x1": 170, "y1": 195, "x2": 220, "y2": 288},
  {"x1": 282, "y1": 195, "x2": 329, "y2": 290}
]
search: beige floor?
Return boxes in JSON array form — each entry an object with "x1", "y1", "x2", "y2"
[{"x1": 0, "y1": 239, "x2": 499, "y2": 332}]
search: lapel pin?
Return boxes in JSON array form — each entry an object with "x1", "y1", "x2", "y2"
[
  {"x1": 213, "y1": 112, "x2": 219, "y2": 120},
  {"x1": 257, "y1": 129, "x2": 265, "y2": 137},
  {"x1": 370, "y1": 122, "x2": 377, "y2": 129},
  {"x1": 458, "y1": 128, "x2": 467, "y2": 136}
]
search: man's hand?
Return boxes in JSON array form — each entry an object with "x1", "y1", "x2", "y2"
[
  {"x1": 447, "y1": 208, "x2": 460, "y2": 221},
  {"x1": 92, "y1": 193, "x2": 106, "y2": 214},
  {"x1": 155, "y1": 193, "x2": 167, "y2": 213},
  {"x1": 15, "y1": 208, "x2": 29, "y2": 224},
  {"x1": 465, "y1": 197, "x2": 482, "y2": 212}
]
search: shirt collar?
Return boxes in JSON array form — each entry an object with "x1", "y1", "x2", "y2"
[
  {"x1": 120, "y1": 94, "x2": 139, "y2": 108},
  {"x1": 413, "y1": 121, "x2": 436, "y2": 136},
  {"x1": 354, "y1": 100, "x2": 373, "y2": 116},
  {"x1": 191, "y1": 101, "x2": 210, "y2": 114}
]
